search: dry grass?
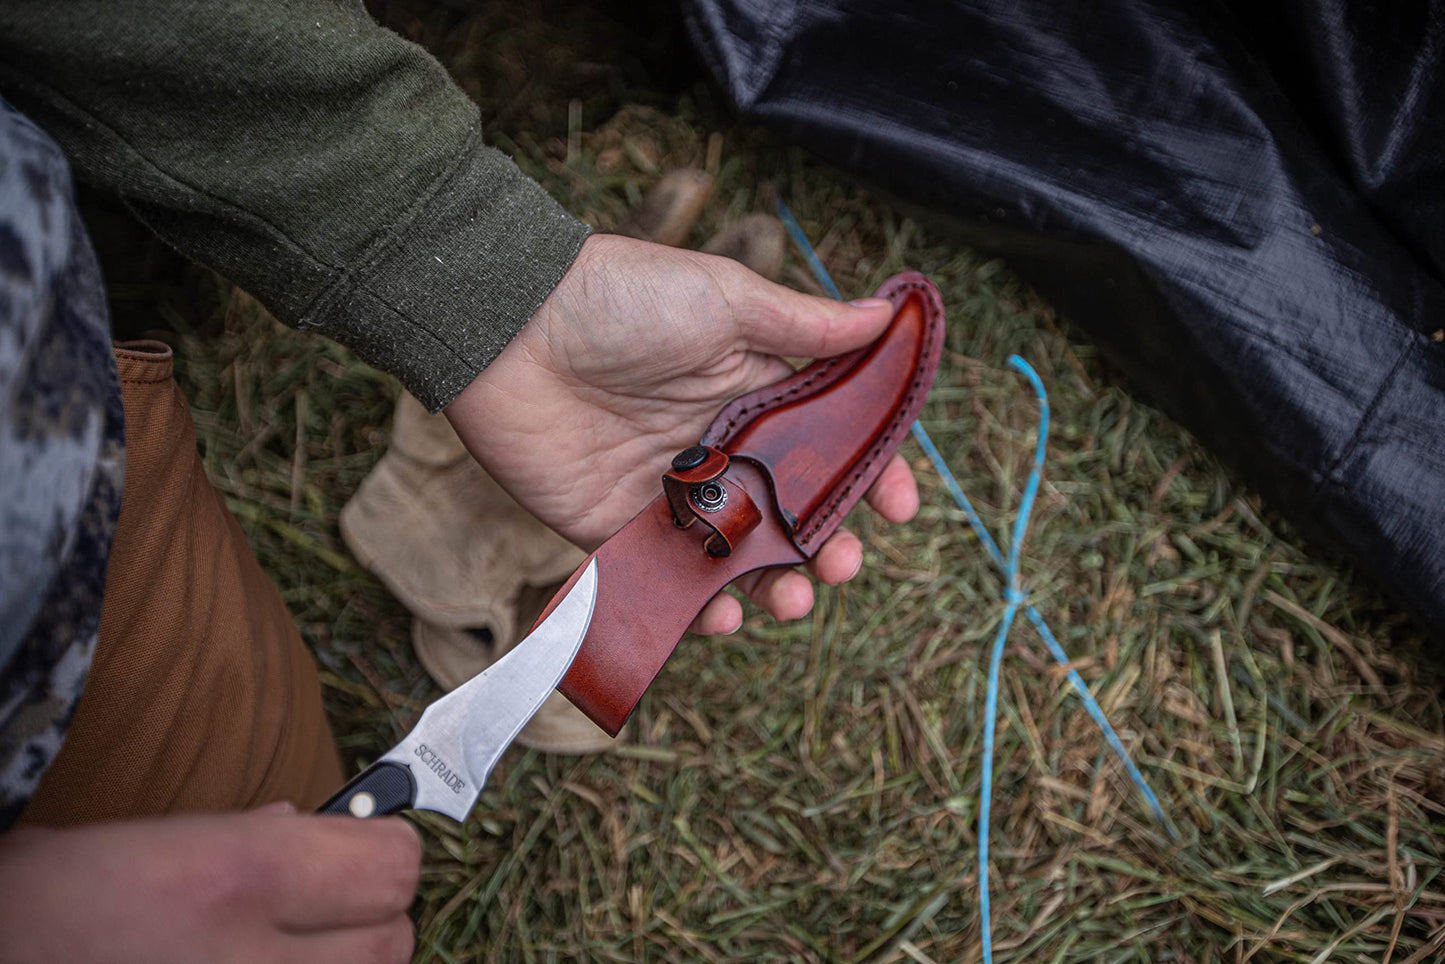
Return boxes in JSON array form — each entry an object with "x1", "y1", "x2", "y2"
[{"x1": 104, "y1": 1, "x2": 1445, "y2": 960}]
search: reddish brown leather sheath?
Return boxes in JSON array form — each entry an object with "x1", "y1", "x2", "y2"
[{"x1": 548, "y1": 272, "x2": 945, "y2": 735}]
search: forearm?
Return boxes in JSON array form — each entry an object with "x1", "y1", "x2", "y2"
[{"x1": 0, "y1": 0, "x2": 588, "y2": 409}]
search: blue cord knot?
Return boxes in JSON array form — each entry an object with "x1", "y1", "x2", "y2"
[
  {"x1": 773, "y1": 197, "x2": 1177, "y2": 964},
  {"x1": 940, "y1": 357, "x2": 1178, "y2": 964}
]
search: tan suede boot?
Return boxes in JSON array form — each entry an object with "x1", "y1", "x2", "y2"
[
  {"x1": 340, "y1": 393, "x2": 621, "y2": 753},
  {"x1": 410, "y1": 580, "x2": 621, "y2": 754}
]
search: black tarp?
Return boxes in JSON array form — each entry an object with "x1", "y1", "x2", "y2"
[{"x1": 683, "y1": 0, "x2": 1445, "y2": 635}]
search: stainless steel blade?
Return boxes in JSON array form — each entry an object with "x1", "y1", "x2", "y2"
[{"x1": 375, "y1": 558, "x2": 598, "y2": 821}]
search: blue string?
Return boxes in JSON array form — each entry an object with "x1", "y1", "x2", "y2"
[
  {"x1": 776, "y1": 198, "x2": 1179, "y2": 962},
  {"x1": 908, "y1": 418, "x2": 1174, "y2": 838},
  {"x1": 777, "y1": 207, "x2": 844, "y2": 301}
]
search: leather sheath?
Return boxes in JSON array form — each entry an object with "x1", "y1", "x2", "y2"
[{"x1": 543, "y1": 272, "x2": 945, "y2": 735}]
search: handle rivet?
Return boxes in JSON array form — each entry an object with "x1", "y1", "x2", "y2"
[{"x1": 348, "y1": 791, "x2": 377, "y2": 818}]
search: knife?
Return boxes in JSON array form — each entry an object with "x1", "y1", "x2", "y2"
[
  {"x1": 317, "y1": 557, "x2": 599, "y2": 820},
  {"x1": 318, "y1": 272, "x2": 945, "y2": 822}
]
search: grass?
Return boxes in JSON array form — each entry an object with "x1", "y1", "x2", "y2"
[{"x1": 102, "y1": 1, "x2": 1445, "y2": 960}]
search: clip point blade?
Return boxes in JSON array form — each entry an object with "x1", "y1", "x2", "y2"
[{"x1": 379, "y1": 558, "x2": 600, "y2": 821}]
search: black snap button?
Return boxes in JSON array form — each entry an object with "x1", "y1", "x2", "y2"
[{"x1": 672, "y1": 445, "x2": 709, "y2": 472}]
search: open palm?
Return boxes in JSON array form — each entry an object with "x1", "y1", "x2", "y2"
[{"x1": 444, "y1": 234, "x2": 918, "y2": 633}]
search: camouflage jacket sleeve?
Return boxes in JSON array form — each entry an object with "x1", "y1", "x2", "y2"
[
  {"x1": 0, "y1": 100, "x2": 124, "y2": 830},
  {"x1": 0, "y1": 0, "x2": 589, "y2": 411}
]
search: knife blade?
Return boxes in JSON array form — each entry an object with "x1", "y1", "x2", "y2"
[{"x1": 317, "y1": 557, "x2": 599, "y2": 820}]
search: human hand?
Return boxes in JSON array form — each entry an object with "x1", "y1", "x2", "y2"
[
  {"x1": 444, "y1": 233, "x2": 919, "y2": 634},
  {"x1": 0, "y1": 806, "x2": 421, "y2": 964}
]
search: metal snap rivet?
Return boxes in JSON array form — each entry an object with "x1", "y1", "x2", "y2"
[{"x1": 691, "y1": 481, "x2": 728, "y2": 512}]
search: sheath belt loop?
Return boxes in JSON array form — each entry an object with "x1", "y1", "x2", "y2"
[{"x1": 663, "y1": 445, "x2": 762, "y2": 558}]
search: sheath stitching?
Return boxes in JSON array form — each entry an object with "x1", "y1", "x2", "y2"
[
  {"x1": 797, "y1": 279, "x2": 943, "y2": 547},
  {"x1": 713, "y1": 356, "x2": 847, "y2": 440}
]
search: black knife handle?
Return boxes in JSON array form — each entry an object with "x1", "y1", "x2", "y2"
[{"x1": 316, "y1": 761, "x2": 417, "y2": 817}]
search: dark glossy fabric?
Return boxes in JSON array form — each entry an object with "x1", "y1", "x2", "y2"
[{"x1": 683, "y1": 0, "x2": 1445, "y2": 635}]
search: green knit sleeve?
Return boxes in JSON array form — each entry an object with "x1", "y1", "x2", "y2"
[{"x1": 0, "y1": 0, "x2": 589, "y2": 410}]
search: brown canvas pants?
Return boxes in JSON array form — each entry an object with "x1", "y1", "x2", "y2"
[{"x1": 18, "y1": 342, "x2": 342, "y2": 827}]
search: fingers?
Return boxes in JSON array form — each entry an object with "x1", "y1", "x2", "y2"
[
  {"x1": 265, "y1": 815, "x2": 422, "y2": 933},
  {"x1": 725, "y1": 261, "x2": 896, "y2": 359},
  {"x1": 253, "y1": 800, "x2": 298, "y2": 815},
  {"x1": 690, "y1": 592, "x2": 743, "y2": 635},
  {"x1": 688, "y1": 567, "x2": 818, "y2": 636},
  {"x1": 864, "y1": 454, "x2": 919, "y2": 523},
  {"x1": 690, "y1": 521, "x2": 885, "y2": 634},
  {"x1": 809, "y1": 528, "x2": 865, "y2": 586},
  {"x1": 0, "y1": 812, "x2": 422, "y2": 964},
  {"x1": 285, "y1": 917, "x2": 415, "y2": 964},
  {"x1": 744, "y1": 568, "x2": 816, "y2": 620}
]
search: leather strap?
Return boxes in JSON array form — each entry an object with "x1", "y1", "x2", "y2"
[
  {"x1": 547, "y1": 272, "x2": 946, "y2": 735},
  {"x1": 661, "y1": 446, "x2": 761, "y2": 557}
]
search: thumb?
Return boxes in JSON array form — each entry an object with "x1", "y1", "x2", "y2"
[{"x1": 734, "y1": 280, "x2": 896, "y2": 359}]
